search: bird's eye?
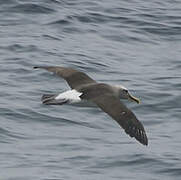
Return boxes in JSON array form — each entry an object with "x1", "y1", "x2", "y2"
[{"x1": 123, "y1": 89, "x2": 128, "y2": 93}]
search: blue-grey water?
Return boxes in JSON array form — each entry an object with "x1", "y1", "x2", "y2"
[{"x1": 1, "y1": 0, "x2": 181, "y2": 179}]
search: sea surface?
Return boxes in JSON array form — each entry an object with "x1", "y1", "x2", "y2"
[{"x1": 1, "y1": 0, "x2": 181, "y2": 179}]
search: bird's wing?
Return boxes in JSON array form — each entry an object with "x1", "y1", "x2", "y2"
[
  {"x1": 34, "y1": 66, "x2": 96, "y2": 89},
  {"x1": 92, "y1": 94, "x2": 148, "y2": 146}
]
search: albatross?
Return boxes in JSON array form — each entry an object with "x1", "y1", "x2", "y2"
[{"x1": 34, "y1": 66, "x2": 148, "y2": 146}]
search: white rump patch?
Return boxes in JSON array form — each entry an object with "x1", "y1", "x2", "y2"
[{"x1": 55, "y1": 89, "x2": 82, "y2": 103}]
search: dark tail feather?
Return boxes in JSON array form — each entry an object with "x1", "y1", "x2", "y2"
[
  {"x1": 41, "y1": 94, "x2": 69, "y2": 105},
  {"x1": 41, "y1": 94, "x2": 56, "y2": 101}
]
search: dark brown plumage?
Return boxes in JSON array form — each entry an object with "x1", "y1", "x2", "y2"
[
  {"x1": 34, "y1": 66, "x2": 148, "y2": 146},
  {"x1": 34, "y1": 66, "x2": 96, "y2": 89}
]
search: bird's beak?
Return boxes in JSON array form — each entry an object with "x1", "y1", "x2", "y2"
[{"x1": 128, "y1": 93, "x2": 140, "y2": 104}]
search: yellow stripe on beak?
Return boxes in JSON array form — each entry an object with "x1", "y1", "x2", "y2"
[{"x1": 128, "y1": 94, "x2": 140, "y2": 104}]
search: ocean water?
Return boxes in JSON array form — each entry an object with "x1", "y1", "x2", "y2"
[{"x1": 1, "y1": 0, "x2": 181, "y2": 179}]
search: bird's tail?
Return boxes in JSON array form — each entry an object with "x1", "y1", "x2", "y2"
[{"x1": 41, "y1": 94, "x2": 69, "y2": 105}]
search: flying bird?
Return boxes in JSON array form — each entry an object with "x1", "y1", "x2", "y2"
[{"x1": 34, "y1": 66, "x2": 148, "y2": 146}]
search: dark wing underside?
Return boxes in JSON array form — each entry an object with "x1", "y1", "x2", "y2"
[
  {"x1": 92, "y1": 95, "x2": 148, "y2": 146},
  {"x1": 34, "y1": 66, "x2": 96, "y2": 89}
]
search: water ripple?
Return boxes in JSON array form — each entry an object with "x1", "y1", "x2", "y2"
[
  {"x1": 9, "y1": 3, "x2": 55, "y2": 14},
  {"x1": 1, "y1": 0, "x2": 181, "y2": 179}
]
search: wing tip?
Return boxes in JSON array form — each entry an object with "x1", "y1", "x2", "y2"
[
  {"x1": 140, "y1": 135, "x2": 148, "y2": 146},
  {"x1": 124, "y1": 125, "x2": 148, "y2": 146},
  {"x1": 136, "y1": 132, "x2": 148, "y2": 146}
]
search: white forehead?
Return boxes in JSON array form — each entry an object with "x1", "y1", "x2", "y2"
[{"x1": 114, "y1": 84, "x2": 128, "y2": 90}]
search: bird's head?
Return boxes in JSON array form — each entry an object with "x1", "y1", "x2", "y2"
[{"x1": 114, "y1": 85, "x2": 140, "y2": 104}]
